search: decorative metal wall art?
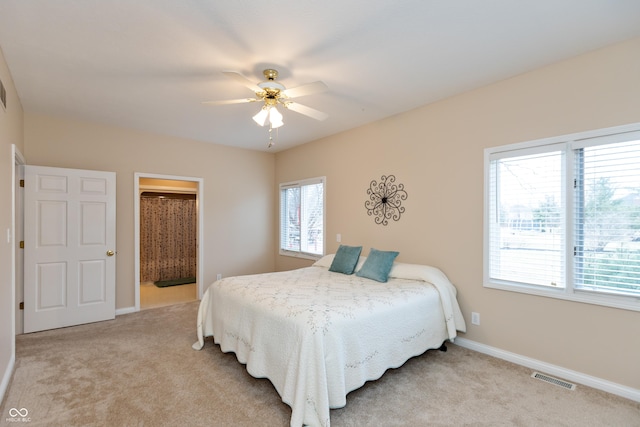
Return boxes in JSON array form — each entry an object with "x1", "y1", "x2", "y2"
[{"x1": 365, "y1": 174, "x2": 408, "y2": 225}]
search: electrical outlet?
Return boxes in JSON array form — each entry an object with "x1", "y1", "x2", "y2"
[
  {"x1": 471, "y1": 312, "x2": 480, "y2": 326},
  {"x1": 216, "y1": 273, "x2": 222, "y2": 280},
  {"x1": 336, "y1": 233, "x2": 341, "y2": 243}
]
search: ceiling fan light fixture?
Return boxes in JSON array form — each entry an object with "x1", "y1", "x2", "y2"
[
  {"x1": 252, "y1": 107, "x2": 269, "y2": 126},
  {"x1": 269, "y1": 107, "x2": 283, "y2": 128}
]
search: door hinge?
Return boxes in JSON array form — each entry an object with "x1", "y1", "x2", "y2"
[
  {"x1": 20, "y1": 179, "x2": 24, "y2": 187},
  {"x1": 19, "y1": 240, "x2": 24, "y2": 249},
  {"x1": 19, "y1": 302, "x2": 24, "y2": 310}
]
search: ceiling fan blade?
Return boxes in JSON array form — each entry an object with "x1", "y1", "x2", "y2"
[
  {"x1": 223, "y1": 71, "x2": 262, "y2": 93},
  {"x1": 284, "y1": 102, "x2": 328, "y2": 121},
  {"x1": 282, "y1": 81, "x2": 328, "y2": 99},
  {"x1": 201, "y1": 98, "x2": 258, "y2": 105}
]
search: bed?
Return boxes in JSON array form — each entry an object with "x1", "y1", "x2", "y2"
[{"x1": 193, "y1": 253, "x2": 466, "y2": 427}]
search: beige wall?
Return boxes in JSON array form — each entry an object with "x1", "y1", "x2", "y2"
[
  {"x1": 0, "y1": 46, "x2": 24, "y2": 398},
  {"x1": 24, "y1": 113, "x2": 276, "y2": 310},
  {"x1": 275, "y1": 37, "x2": 640, "y2": 389}
]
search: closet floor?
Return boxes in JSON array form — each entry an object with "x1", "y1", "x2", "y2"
[{"x1": 140, "y1": 281, "x2": 197, "y2": 310}]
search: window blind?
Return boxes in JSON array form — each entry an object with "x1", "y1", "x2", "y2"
[
  {"x1": 488, "y1": 149, "x2": 565, "y2": 288},
  {"x1": 279, "y1": 177, "x2": 324, "y2": 257},
  {"x1": 574, "y1": 138, "x2": 640, "y2": 297}
]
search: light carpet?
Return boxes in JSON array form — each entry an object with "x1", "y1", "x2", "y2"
[{"x1": 1, "y1": 301, "x2": 638, "y2": 426}]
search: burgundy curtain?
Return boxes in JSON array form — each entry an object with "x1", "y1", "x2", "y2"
[{"x1": 140, "y1": 194, "x2": 197, "y2": 282}]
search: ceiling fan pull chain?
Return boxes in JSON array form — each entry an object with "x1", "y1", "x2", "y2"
[{"x1": 268, "y1": 123, "x2": 275, "y2": 148}]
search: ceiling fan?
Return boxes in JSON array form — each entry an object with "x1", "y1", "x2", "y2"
[{"x1": 203, "y1": 69, "x2": 328, "y2": 146}]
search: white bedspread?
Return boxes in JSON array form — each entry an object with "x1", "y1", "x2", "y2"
[{"x1": 193, "y1": 258, "x2": 466, "y2": 427}]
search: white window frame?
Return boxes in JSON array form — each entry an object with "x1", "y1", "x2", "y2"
[
  {"x1": 484, "y1": 123, "x2": 640, "y2": 312},
  {"x1": 279, "y1": 176, "x2": 326, "y2": 260}
]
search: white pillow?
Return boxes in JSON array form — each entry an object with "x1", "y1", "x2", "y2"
[
  {"x1": 313, "y1": 254, "x2": 335, "y2": 268},
  {"x1": 354, "y1": 256, "x2": 367, "y2": 272},
  {"x1": 315, "y1": 254, "x2": 368, "y2": 270}
]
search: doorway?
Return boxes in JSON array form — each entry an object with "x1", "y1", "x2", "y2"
[{"x1": 134, "y1": 173, "x2": 204, "y2": 311}]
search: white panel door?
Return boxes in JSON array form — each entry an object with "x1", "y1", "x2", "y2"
[{"x1": 23, "y1": 165, "x2": 116, "y2": 333}]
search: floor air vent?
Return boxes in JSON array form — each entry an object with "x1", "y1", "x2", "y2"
[{"x1": 531, "y1": 372, "x2": 576, "y2": 390}]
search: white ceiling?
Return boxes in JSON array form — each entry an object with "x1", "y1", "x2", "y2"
[{"x1": 1, "y1": 1, "x2": 639, "y2": 152}]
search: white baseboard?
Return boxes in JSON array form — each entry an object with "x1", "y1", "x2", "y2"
[
  {"x1": 454, "y1": 337, "x2": 640, "y2": 403},
  {"x1": 115, "y1": 306, "x2": 136, "y2": 316},
  {"x1": 0, "y1": 354, "x2": 15, "y2": 404}
]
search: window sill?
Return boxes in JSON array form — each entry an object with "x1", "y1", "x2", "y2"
[
  {"x1": 484, "y1": 280, "x2": 640, "y2": 312},
  {"x1": 279, "y1": 250, "x2": 323, "y2": 261}
]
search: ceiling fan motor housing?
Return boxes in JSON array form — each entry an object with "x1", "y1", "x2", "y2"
[{"x1": 258, "y1": 69, "x2": 286, "y2": 96}]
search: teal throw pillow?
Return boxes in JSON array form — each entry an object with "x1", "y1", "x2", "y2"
[
  {"x1": 356, "y1": 248, "x2": 399, "y2": 282},
  {"x1": 329, "y1": 245, "x2": 363, "y2": 275}
]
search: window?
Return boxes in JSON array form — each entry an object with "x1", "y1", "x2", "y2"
[
  {"x1": 280, "y1": 177, "x2": 325, "y2": 259},
  {"x1": 484, "y1": 124, "x2": 640, "y2": 311}
]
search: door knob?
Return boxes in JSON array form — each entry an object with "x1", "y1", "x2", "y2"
[{"x1": 106, "y1": 250, "x2": 115, "y2": 256}]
